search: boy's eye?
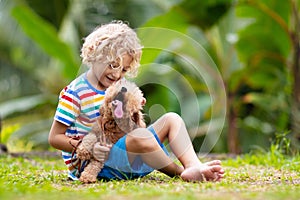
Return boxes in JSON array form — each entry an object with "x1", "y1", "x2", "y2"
[
  {"x1": 109, "y1": 64, "x2": 121, "y2": 69},
  {"x1": 108, "y1": 63, "x2": 130, "y2": 73}
]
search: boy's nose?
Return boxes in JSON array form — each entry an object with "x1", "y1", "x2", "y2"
[{"x1": 111, "y1": 70, "x2": 122, "y2": 79}]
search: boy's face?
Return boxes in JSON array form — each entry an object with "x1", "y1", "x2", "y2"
[{"x1": 92, "y1": 54, "x2": 133, "y2": 90}]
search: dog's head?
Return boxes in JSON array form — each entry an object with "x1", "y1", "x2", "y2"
[{"x1": 99, "y1": 79, "x2": 146, "y2": 143}]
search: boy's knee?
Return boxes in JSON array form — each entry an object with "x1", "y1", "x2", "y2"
[
  {"x1": 126, "y1": 128, "x2": 157, "y2": 153},
  {"x1": 163, "y1": 112, "x2": 184, "y2": 124}
]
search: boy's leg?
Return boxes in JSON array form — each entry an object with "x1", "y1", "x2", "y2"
[
  {"x1": 151, "y1": 112, "x2": 202, "y2": 167},
  {"x1": 151, "y1": 112, "x2": 224, "y2": 181},
  {"x1": 126, "y1": 128, "x2": 184, "y2": 177}
]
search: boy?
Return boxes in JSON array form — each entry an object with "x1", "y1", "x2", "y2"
[{"x1": 48, "y1": 20, "x2": 224, "y2": 181}]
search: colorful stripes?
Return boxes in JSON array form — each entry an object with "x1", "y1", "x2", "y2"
[{"x1": 54, "y1": 73, "x2": 106, "y2": 179}]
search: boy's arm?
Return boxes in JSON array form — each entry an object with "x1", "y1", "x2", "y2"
[{"x1": 48, "y1": 120, "x2": 80, "y2": 152}]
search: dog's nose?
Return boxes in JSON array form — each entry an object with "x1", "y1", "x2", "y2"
[
  {"x1": 114, "y1": 87, "x2": 127, "y2": 102},
  {"x1": 121, "y1": 87, "x2": 127, "y2": 92}
]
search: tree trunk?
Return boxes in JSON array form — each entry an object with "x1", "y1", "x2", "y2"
[
  {"x1": 291, "y1": 1, "x2": 300, "y2": 148},
  {"x1": 291, "y1": 35, "x2": 300, "y2": 147},
  {"x1": 227, "y1": 91, "x2": 241, "y2": 154}
]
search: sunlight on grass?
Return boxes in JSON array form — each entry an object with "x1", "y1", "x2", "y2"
[{"x1": 0, "y1": 152, "x2": 299, "y2": 200}]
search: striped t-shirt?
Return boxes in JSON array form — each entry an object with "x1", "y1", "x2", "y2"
[{"x1": 54, "y1": 72, "x2": 105, "y2": 180}]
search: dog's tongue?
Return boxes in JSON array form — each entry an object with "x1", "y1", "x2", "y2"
[{"x1": 113, "y1": 100, "x2": 123, "y2": 118}]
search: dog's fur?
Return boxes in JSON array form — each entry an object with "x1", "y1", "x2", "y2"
[{"x1": 76, "y1": 79, "x2": 146, "y2": 183}]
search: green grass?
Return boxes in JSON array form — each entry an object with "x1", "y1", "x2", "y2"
[{"x1": 0, "y1": 152, "x2": 299, "y2": 200}]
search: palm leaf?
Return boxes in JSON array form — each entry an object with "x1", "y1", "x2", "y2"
[
  {"x1": 0, "y1": 94, "x2": 51, "y2": 118},
  {"x1": 11, "y1": 5, "x2": 79, "y2": 80}
]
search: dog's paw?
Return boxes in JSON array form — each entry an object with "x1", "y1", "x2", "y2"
[{"x1": 79, "y1": 172, "x2": 97, "y2": 183}]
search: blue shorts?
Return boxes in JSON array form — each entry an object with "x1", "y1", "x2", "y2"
[{"x1": 96, "y1": 126, "x2": 169, "y2": 180}]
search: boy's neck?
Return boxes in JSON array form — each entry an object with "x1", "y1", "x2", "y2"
[{"x1": 86, "y1": 69, "x2": 106, "y2": 91}]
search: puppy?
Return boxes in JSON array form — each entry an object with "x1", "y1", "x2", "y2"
[{"x1": 76, "y1": 79, "x2": 146, "y2": 183}]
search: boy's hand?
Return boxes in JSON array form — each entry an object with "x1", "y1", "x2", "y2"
[{"x1": 93, "y1": 142, "x2": 112, "y2": 162}]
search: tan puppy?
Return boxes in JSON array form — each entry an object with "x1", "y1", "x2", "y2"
[{"x1": 76, "y1": 79, "x2": 146, "y2": 183}]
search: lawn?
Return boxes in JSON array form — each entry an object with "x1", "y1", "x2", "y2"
[{"x1": 0, "y1": 151, "x2": 299, "y2": 200}]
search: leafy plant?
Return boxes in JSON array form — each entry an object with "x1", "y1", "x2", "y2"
[
  {"x1": 11, "y1": 5, "x2": 80, "y2": 82},
  {"x1": 1, "y1": 0, "x2": 299, "y2": 154},
  {"x1": 0, "y1": 123, "x2": 20, "y2": 144},
  {"x1": 235, "y1": 0, "x2": 300, "y2": 150}
]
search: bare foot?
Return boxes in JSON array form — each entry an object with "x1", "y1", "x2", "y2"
[{"x1": 180, "y1": 160, "x2": 225, "y2": 182}]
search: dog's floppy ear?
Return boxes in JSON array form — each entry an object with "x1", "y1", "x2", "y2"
[
  {"x1": 132, "y1": 112, "x2": 139, "y2": 124},
  {"x1": 132, "y1": 112, "x2": 146, "y2": 128},
  {"x1": 99, "y1": 103, "x2": 117, "y2": 137},
  {"x1": 98, "y1": 105, "x2": 107, "y2": 133},
  {"x1": 98, "y1": 115, "x2": 104, "y2": 133}
]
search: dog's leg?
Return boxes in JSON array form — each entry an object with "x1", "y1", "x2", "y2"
[{"x1": 79, "y1": 159, "x2": 104, "y2": 183}]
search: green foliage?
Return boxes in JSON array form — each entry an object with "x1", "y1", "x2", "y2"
[
  {"x1": 24, "y1": 0, "x2": 69, "y2": 29},
  {"x1": 0, "y1": 0, "x2": 45, "y2": 101},
  {"x1": 231, "y1": 0, "x2": 295, "y2": 152},
  {"x1": 235, "y1": 0, "x2": 291, "y2": 91},
  {"x1": 175, "y1": 0, "x2": 233, "y2": 30},
  {"x1": 11, "y1": 5, "x2": 80, "y2": 80},
  {"x1": 229, "y1": 131, "x2": 299, "y2": 169},
  {"x1": 0, "y1": 124, "x2": 20, "y2": 144},
  {"x1": 0, "y1": 0, "x2": 298, "y2": 153},
  {"x1": 8, "y1": 118, "x2": 53, "y2": 151},
  {"x1": 0, "y1": 94, "x2": 51, "y2": 118}
]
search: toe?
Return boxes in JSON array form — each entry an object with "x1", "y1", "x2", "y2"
[{"x1": 205, "y1": 160, "x2": 221, "y2": 166}]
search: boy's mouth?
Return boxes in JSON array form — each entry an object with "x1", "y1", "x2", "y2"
[{"x1": 106, "y1": 75, "x2": 117, "y2": 82}]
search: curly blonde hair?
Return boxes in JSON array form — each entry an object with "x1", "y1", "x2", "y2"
[{"x1": 80, "y1": 20, "x2": 143, "y2": 77}]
